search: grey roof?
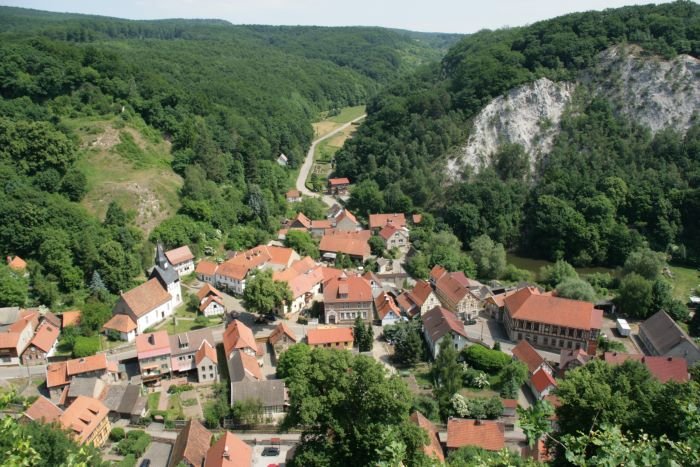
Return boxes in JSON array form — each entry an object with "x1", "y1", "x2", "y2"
[
  {"x1": 42, "y1": 311, "x2": 62, "y2": 328},
  {"x1": 640, "y1": 310, "x2": 699, "y2": 355},
  {"x1": 150, "y1": 243, "x2": 179, "y2": 286},
  {"x1": 67, "y1": 376, "x2": 101, "y2": 399},
  {"x1": 0, "y1": 307, "x2": 21, "y2": 327},
  {"x1": 118, "y1": 385, "x2": 142, "y2": 414},
  {"x1": 230, "y1": 379, "x2": 286, "y2": 407},
  {"x1": 227, "y1": 351, "x2": 260, "y2": 383},
  {"x1": 169, "y1": 327, "x2": 216, "y2": 358},
  {"x1": 422, "y1": 306, "x2": 468, "y2": 342},
  {"x1": 102, "y1": 385, "x2": 127, "y2": 412},
  {"x1": 103, "y1": 384, "x2": 143, "y2": 415}
]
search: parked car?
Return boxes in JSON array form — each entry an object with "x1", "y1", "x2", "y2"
[
  {"x1": 265, "y1": 314, "x2": 278, "y2": 322},
  {"x1": 139, "y1": 460, "x2": 151, "y2": 467},
  {"x1": 262, "y1": 447, "x2": 280, "y2": 456}
]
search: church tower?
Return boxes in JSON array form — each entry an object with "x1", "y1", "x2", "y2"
[{"x1": 150, "y1": 243, "x2": 182, "y2": 307}]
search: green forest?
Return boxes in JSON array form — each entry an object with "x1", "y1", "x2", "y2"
[
  {"x1": 0, "y1": 6, "x2": 458, "y2": 311},
  {"x1": 336, "y1": 0, "x2": 700, "y2": 266}
]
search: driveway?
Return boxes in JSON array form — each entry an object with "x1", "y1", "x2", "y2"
[
  {"x1": 138, "y1": 441, "x2": 172, "y2": 467},
  {"x1": 371, "y1": 325, "x2": 397, "y2": 374},
  {"x1": 252, "y1": 443, "x2": 292, "y2": 466}
]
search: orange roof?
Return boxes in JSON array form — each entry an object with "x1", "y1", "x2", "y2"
[
  {"x1": 374, "y1": 292, "x2": 401, "y2": 320},
  {"x1": 234, "y1": 350, "x2": 263, "y2": 381},
  {"x1": 171, "y1": 419, "x2": 212, "y2": 467},
  {"x1": 328, "y1": 177, "x2": 350, "y2": 186},
  {"x1": 28, "y1": 321, "x2": 60, "y2": 353},
  {"x1": 223, "y1": 321, "x2": 257, "y2": 357},
  {"x1": 378, "y1": 224, "x2": 406, "y2": 241},
  {"x1": 435, "y1": 273, "x2": 472, "y2": 305},
  {"x1": 505, "y1": 287, "x2": 602, "y2": 331},
  {"x1": 274, "y1": 263, "x2": 324, "y2": 299},
  {"x1": 199, "y1": 295, "x2": 225, "y2": 313},
  {"x1": 369, "y1": 213, "x2": 406, "y2": 229},
  {"x1": 430, "y1": 265, "x2": 447, "y2": 283},
  {"x1": 291, "y1": 212, "x2": 312, "y2": 229},
  {"x1": 324, "y1": 275, "x2": 372, "y2": 304},
  {"x1": 135, "y1": 331, "x2": 171, "y2": 359},
  {"x1": 512, "y1": 340, "x2": 546, "y2": 374},
  {"x1": 321, "y1": 266, "x2": 344, "y2": 284},
  {"x1": 119, "y1": 278, "x2": 171, "y2": 318},
  {"x1": 195, "y1": 341, "x2": 218, "y2": 365},
  {"x1": 409, "y1": 280, "x2": 435, "y2": 306},
  {"x1": 6, "y1": 255, "x2": 27, "y2": 271},
  {"x1": 266, "y1": 245, "x2": 295, "y2": 265},
  {"x1": 423, "y1": 306, "x2": 468, "y2": 341},
  {"x1": 320, "y1": 230, "x2": 371, "y2": 258},
  {"x1": 0, "y1": 331, "x2": 21, "y2": 350},
  {"x1": 307, "y1": 327, "x2": 353, "y2": 346},
  {"x1": 165, "y1": 245, "x2": 194, "y2": 265},
  {"x1": 59, "y1": 396, "x2": 109, "y2": 445},
  {"x1": 286, "y1": 189, "x2": 301, "y2": 198},
  {"x1": 61, "y1": 310, "x2": 81, "y2": 328},
  {"x1": 531, "y1": 368, "x2": 557, "y2": 393},
  {"x1": 486, "y1": 288, "x2": 520, "y2": 308},
  {"x1": 410, "y1": 411, "x2": 444, "y2": 462},
  {"x1": 447, "y1": 419, "x2": 505, "y2": 451},
  {"x1": 412, "y1": 214, "x2": 423, "y2": 224},
  {"x1": 66, "y1": 354, "x2": 108, "y2": 377},
  {"x1": 24, "y1": 395, "x2": 63, "y2": 423},
  {"x1": 204, "y1": 431, "x2": 252, "y2": 467},
  {"x1": 310, "y1": 219, "x2": 332, "y2": 229},
  {"x1": 269, "y1": 322, "x2": 297, "y2": 345},
  {"x1": 216, "y1": 261, "x2": 249, "y2": 281},
  {"x1": 46, "y1": 361, "x2": 69, "y2": 388},
  {"x1": 502, "y1": 399, "x2": 519, "y2": 409},
  {"x1": 196, "y1": 260, "x2": 218, "y2": 276},
  {"x1": 102, "y1": 314, "x2": 137, "y2": 333},
  {"x1": 197, "y1": 283, "x2": 223, "y2": 301},
  {"x1": 336, "y1": 209, "x2": 358, "y2": 225},
  {"x1": 603, "y1": 352, "x2": 689, "y2": 383}
]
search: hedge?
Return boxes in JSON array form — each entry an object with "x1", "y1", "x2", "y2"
[
  {"x1": 462, "y1": 345, "x2": 511, "y2": 373},
  {"x1": 109, "y1": 427, "x2": 126, "y2": 442}
]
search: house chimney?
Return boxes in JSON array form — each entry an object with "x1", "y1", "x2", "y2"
[{"x1": 223, "y1": 445, "x2": 230, "y2": 459}]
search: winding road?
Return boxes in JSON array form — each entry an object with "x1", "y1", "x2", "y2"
[{"x1": 295, "y1": 114, "x2": 366, "y2": 207}]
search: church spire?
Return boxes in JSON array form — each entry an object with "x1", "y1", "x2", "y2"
[{"x1": 155, "y1": 243, "x2": 169, "y2": 269}]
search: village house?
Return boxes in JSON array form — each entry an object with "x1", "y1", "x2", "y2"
[
  {"x1": 6, "y1": 255, "x2": 27, "y2": 274},
  {"x1": 59, "y1": 396, "x2": 111, "y2": 447},
  {"x1": 502, "y1": 287, "x2": 602, "y2": 354},
  {"x1": 310, "y1": 219, "x2": 333, "y2": 237},
  {"x1": 45, "y1": 354, "x2": 117, "y2": 403},
  {"x1": 307, "y1": 327, "x2": 354, "y2": 349},
  {"x1": 21, "y1": 319, "x2": 60, "y2": 365},
  {"x1": 110, "y1": 244, "x2": 182, "y2": 336},
  {"x1": 328, "y1": 177, "x2": 351, "y2": 195},
  {"x1": 0, "y1": 308, "x2": 38, "y2": 365},
  {"x1": 273, "y1": 257, "x2": 325, "y2": 315},
  {"x1": 333, "y1": 209, "x2": 361, "y2": 232},
  {"x1": 511, "y1": 340, "x2": 554, "y2": 376},
  {"x1": 638, "y1": 310, "x2": 700, "y2": 366},
  {"x1": 65, "y1": 376, "x2": 105, "y2": 406},
  {"x1": 319, "y1": 230, "x2": 371, "y2": 263},
  {"x1": 195, "y1": 340, "x2": 219, "y2": 383},
  {"x1": 559, "y1": 348, "x2": 591, "y2": 374},
  {"x1": 446, "y1": 419, "x2": 505, "y2": 453},
  {"x1": 374, "y1": 292, "x2": 403, "y2": 326},
  {"x1": 197, "y1": 283, "x2": 226, "y2": 317},
  {"x1": 409, "y1": 411, "x2": 445, "y2": 463},
  {"x1": 485, "y1": 288, "x2": 521, "y2": 321},
  {"x1": 102, "y1": 314, "x2": 138, "y2": 342},
  {"x1": 378, "y1": 225, "x2": 410, "y2": 252},
  {"x1": 285, "y1": 189, "x2": 302, "y2": 203},
  {"x1": 195, "y1": 260, "x2": 218, "y2": 284},
  {"x1": 102, "y1": 384, "x2": 147, "y2": 424},
  {"x1": 169, "y1": 328, "x2": 217, "y2": 381},
  {"x1": 22, "y1": 395, "x2": 64, "y2": 424},
  {"x1": 369, "y1": 213, "x2": 407, "y2": 232},
  {"x1": 228, "y1": 350, "x2": 263, "y2": 383},
  {"x1": 204, "y1": 431, "x2": 253, "y2": 467},
  {"x1": 222, "y1": 320, "x2": 260, "y2": 361},
  {"x1": 603, "y1": 352, "x2": 690, "y2": 383},
  {"x1": 289, "y1": 212, "x2": 312, "y2": 230},
  {"x1": 269, "y1": 322, "x2": 297, "y2": 356},
  {"x1": 323, "y1": 275, "x2": 373, "y2": 325},
  {"x1": 423, "y1": 306, "x2": 469, "y2": 358},
  {"x1": 396, "y1": 280, "x2": 441, "y2": 318},
  {"x1": 136, "y1": 331, "x2": 172, "y2": 383},
  {"x1": 529, "y1": 368, "x2": 558, "y2": 400},
  {"x1": 165, "y1": 245, "x2": 195, "y2": 277},
  {"x1": 169, "y1": 419, "x2": 213, "y2": 467},
  {"x1": 431, "y1": 267, "x2": 483, "y2": 318},
  {"x1": 230, "y1": 378, "x2": 287, "y2": 420}
]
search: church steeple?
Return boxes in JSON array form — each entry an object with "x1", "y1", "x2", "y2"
[{"x1": 155, "y1": 243, "x2": 169, "y2": 269}]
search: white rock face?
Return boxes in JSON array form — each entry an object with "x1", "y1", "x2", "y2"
[
  {"x1": 447, "y1": 78, "x2": 575, "y2": 179},
  {"x1": 593, "y1": 45, "x2": 700, "y2": 133}
]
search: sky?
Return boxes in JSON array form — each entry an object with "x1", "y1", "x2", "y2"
[{"x1": 0, "y1": 0, "x2": 674, "y2": 33}]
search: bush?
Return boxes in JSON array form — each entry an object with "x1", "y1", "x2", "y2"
[
  {"x1": 462, "y1": 345, "x2": 511, "y2": 373},
  {"x1": 109, "y1": 427, "x2": 126, "y2": 442},
  {"x1": 168, "y1": 384, "x2": 194, "y2": 394},
  {"x1": 117, "y1": 454, "x2": 136, "y2": 467},
  {"x1": 72, "y1": 336, "x2": 100, "y2": 357},
  {"x1": 117, "y1": 430, "x2": 151, "y2": 457}
]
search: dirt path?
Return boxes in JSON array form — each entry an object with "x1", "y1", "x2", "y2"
[{"x1": 296, "y1": 114, "x2": 366, "y2": 207}]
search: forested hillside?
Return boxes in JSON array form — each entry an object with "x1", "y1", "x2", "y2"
[
  {"x1": 0, "y1": 6, "x2": 458, "y2": 309},
  {"x1": 336, "y1": 0, "x2": 700, "y2": 266}
]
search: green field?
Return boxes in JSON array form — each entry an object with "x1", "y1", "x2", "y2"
[
  {"x1": 668, "y1": 264, "x2": 700, "y2": 302},
  {"x1": 325, "y1": 105, "x2": 366, "y2": 123},
  {"x1": 506, "y1": 254, "x2": 617, "y2": 279}
]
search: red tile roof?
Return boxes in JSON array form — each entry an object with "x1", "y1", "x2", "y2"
[
  {"x1": 319, "y1": 230, "x2": 371, "y2": 259},
  {"x1": 196, "y1": 260, "x2": 218, "y2": 276},
  {"x1": 323, "y1": 275, "x2": 372, "y2": 303},
  {"x1": 235, "y1": 350, "x2": 263, "y2": 381},
  {"x1": 102, "y1": 314, "x2": 137, "y2": 333},
  {"x1": 310, "y1": 219, "x2": 332, "y2": 229},
  {"x1": 531, "y1": 368, "x2": 557, "y2": 393},
  {"x1": 204, "y1": 431, "x2": 252, "y2": 467},
  {"x1": 6, "y1": 255, "x2": 27, "y2": 271},
  {"x1": 170, "y1": 419, "x2": 212, "y2": 467},
  {"x1": 216, "y1": 261, "x2": 248, "y2": 281},
  {"x1": 512, "y1": 340, "x2": 546, "y2": 374},
  {"x1": 378, "y1": 224, "x2": 405, "y2": 241},
  {"x1": 286, "y1": 189, "x2": 301, "y2": 198},
  {"x1": 369, "y1": 213, "x2": 406, "y2": 230},
  {"x1": 269, "y1": 322, "x2": 297, "y2": 345},
  {"x1": 603, "y1": 352, "x2": 689, "y2": 383},
  {"x1": 422, "y1": 306, "x2": 467, "y2": 342},
  {"x1": 291, "y1": 212, "x2": 312, "y2": 229},
  {"x1": 195, "y1": 340, "x2": 218, "y2": 366},
  {"x1": 409, "y1": 280, "x2": 434, "y2": 306},
  {"x1": 374, "y1": 292, "x2": 401, "y2": 320},
  {"x1": 504, "y1": 287, "x2": 602, "y2": 331},
  {"x1": 61, "y1": 310, "x2": 81, "y2": 328},
  {"x1": 136, "y1": 331, "x2": 171, "y2": 359},
  {"x1": 430, "y1": 265, "x2": 447, "y2": 283},
  {"x1": 410, "y1": 411, "x2": 444, "y2": 462},
  {"x1": 165, "y1": 246, "x2": 194, "y2": 265},
  {"x1": 273, "y1": 261, "x2": 324, "y2": 299},
  {"x1": 66, "y1": 354, "x2": 108, "y2": 377},
  {"x1": 119, "y1": 278, "x2": 171, "y2": 318},
  {"x1": 197, "y1": 283, "x2": 223, "y2": 301},
  {"x1": 223, "y1": 321, "x2": 257, "y2": 357},
  {"x1": 321, "y1": 267, "x2": 344, "y2": 283},
  {"x1": 336, "y1": 209, "x2": 358, "y2": 226},
  {"x1": 24, "y1": 395, "x2": 63, "y2": 423},
  {"x1": 28, "y1": 321, "x2": 60, "y2": 353},
  {"x1": 59, "y1": 396, "x2": 109, "y2": 445},
  {"x1": 446, "y1": 419, "x2": 505, "y2": 451},
  {"x1": 412, "y1": 214, "x2": 423, "y2": 224},
  {"x1": 46, "y1": 361, "x2": 69, "y2": 388},
  {"x1": 328, "y1": 177, "x2": 350, "y2": 186},
  {"x1": 501, "y1": 399, "x2": 519, "y2": 409},
  {"x1": 435, "y1": 273, "x2": 471, "y2": 305},
  {"x1": 307, "y1": 327, "x2": 353, "y2": 346},
  {"x1": 199, "y1": 295, "x2": 225, "y2": 313}
]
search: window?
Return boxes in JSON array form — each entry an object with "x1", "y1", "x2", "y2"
[
  {"x1": 576, "y1": 330, "x2": 583, "y2": 338},
  {"x1": 544, "y1": 325, "x2": 550, "y2": 333},
  {"x1": 559, "y1": 340, "x2": 564, "y2": 347},
  {"x1": 518, "y1": 333, "x2": 523, "y2": 340},
  {"x1": 209, "y1": 365, "x2": 213, "y2": 370},
  {"x1": 567, "y1": 341, "x2": 572, "y2": 349},
  {"x1": 568, "y1": 328, "x2": 574, "y2": 337},
  {"x1": 209, "y1": 373, "x2": 214, "y2": 379},
  {"x1": 201, "y1": 367, "x2": 206, "y2": 372},
  {"x1": 543, "y1": 337, "x2": 548, "y2": 345},
  {"x1": 575, "y1": 343, "x2": 581, "y2": 350}
]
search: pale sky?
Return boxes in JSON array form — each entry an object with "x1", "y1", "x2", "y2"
[{"x1": 0, "y1": 0, "x2": 675, "y2": 33}]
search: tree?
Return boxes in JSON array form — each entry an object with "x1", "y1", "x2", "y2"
[
  {"x1": 539, "y1": 259, "x2": 578, "y2": 288},
  {"x1": 242, "y1": 270, "x2": 292, "y2": 315},
  {"x1": 354, "y1": 316, "x2": 367, "y2": 350},
  {"x1": 292, "y1": 198, "x2": 326, "y2": 220},
  {"x1": 555, "y1": 277, "x2": 597, "y2": 301},
  {"x1": 225, "y1": 225, "x2": 269, "y2": 251},
  {"x1": 88, "y1": 271, "x2": 108, "y2": 300},
  {"x1": 393, "y1": 322, "x2": 423, "y2": 366},
  {"x1": 59, "y1": 168, "x2": 87, "y2": 202},
  {"x1": 499, "y1": 360, "x2": 528, "y2": 399},
  {"x1": 348, "y1": 179, "x2": 384, "y2": 217},
  {"x1": 623, "y1": 248, "x2": 666, "y2": 280},
  {"x1": 432, "y1": 336, "x2": 463, "y2": 419},
  {"x1": 517, "y1": 400, "x2": 555, "y2": 448},
  {"x1": 232, "y1": 398, "x2": 264, "y2": 425},
  {"x1": 494, "y1": 143, "x2": 529, "y2": 181},
  {"x1": 469, "y1": 234, "x2": 506, "y2": 280},
  {"x1": 615, "y1": 273, "x2": 653, "y2": 318},
  {"x1": 284, "y1": 230, "x2": 319, "y2": 259},
  {"x1": 462, "y1": 345, "x2": 511, "y2": 373},
  {"x1": 369, "y1": 235, "x2": 385, "y2": 256},
  {"x1": 0, "y1": 265, "x2": 28, "y2": 307}
]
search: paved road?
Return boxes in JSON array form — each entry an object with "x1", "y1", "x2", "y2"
[
  {"x1": 138, "y1": 441, "x2": 172, "y2": 467},
  {"x1": 295, "y1": 114, "x2": 366, "y2": 207}
]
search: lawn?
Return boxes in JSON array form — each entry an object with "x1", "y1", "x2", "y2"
[
  {"x1": 506, "y1": 253, "x2": 617, "y2": 279},
  {"x1": 326, "y1": 105, "x2": 366, "y2": 124},
  {"x1": 668, "y1": 264, "x2": 700, "y2": 302},
  {"x1": 147, "y1": 392, "x2": 160, "y2": 412},
  {"x1": 162, "y1": 316, "x2": 223, "y2": 334},
  {"x1": 410, "y1": 363, "x2": 434, "y2": 390},
  {"x1": 312, "y1": 105, "x2": 366, "y2": 139}
]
